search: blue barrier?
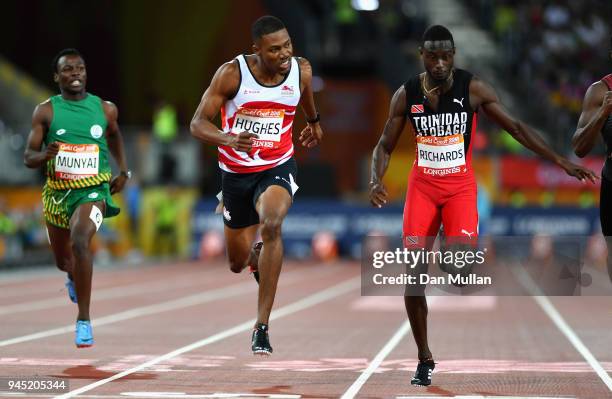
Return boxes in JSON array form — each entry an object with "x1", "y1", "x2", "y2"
[
  {"x1": 191, "y1": 200, "x2": 601, "y2": 258},
  {"x1": 487, "y1": 207, "x2": 600, "y2": 236}
]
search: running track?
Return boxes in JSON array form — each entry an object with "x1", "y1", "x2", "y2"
[{"x1": 0, "y1": 260, "x2": 611, "y2": 398}]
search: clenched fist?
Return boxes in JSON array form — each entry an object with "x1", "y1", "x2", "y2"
[{"x1": 228, "y1": 132, "x2": 258, "y2": 152}]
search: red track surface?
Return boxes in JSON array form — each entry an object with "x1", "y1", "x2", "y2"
[{"x1": 0, "y1": 260, "x2": 611, "y2": 398}]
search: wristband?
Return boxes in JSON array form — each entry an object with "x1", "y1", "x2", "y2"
[{"x1": 306, "y1": 112, "x2": 320, "y2": 124}]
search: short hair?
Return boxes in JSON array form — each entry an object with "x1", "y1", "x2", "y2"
[
  {"x1": 51, "y1": 48, "x2": 83, "y2": 74},
  {"x1": 422, "y1": 25, "x2": 454, "y2": 48},
  {"x1": 251, "y1": 16, "x2": 286, "y2": 42}
]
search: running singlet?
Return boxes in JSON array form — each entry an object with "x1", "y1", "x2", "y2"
[
  {"x1": 218, "y1": 55, "x2": 301, "y2": 173},
  {"x1": 44, "y1": 93, "x2": 112, "y2": 190},
  {"x1": 600, "y1": 74, "x2": 612, "y2": 181},
  {"x1": 404, "y1": 68, "x2": 477, "y2": 181},
  {"x1": 401, "y1": 69, "x2": 479, "y2": 243}
]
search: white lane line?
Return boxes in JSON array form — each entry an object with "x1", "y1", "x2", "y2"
[
  {"x1": 0, "y1": 271, "x2": 133, "y2": 299},
  {"x1": 340, "y1": 320, "x2": 412, "y2": 399},
  {"x1": 0, "y1": 280, "x2": 255, "y2": 347},
  {"x1": 1, "y1": 394, "x2": 302, "y2": 398},
  {"x1": 0, "y1": 265, "x2": 341, "y2": 347},
  {"x1": 0, "y1": 276, "x2": 205, "y2": 315},
  {"x1": 0, "y1": 266, "x2": 57, "y2": 284},
  {"x1": 0, "y1": 395, "x2": 575, "y2": 399},
  {"x1": 0, "y1": 262, "x2": 197, "y2": 297},
  {"x1": 534, "y1": 295, "x2": 612, "y2": 391},
  {"x1": 0, "y1": 262, "x2": 337, "y2": 311},
  {"x1": 515, "y1": 266, "x2": 612, "y2": 392},
  {"x1": 396, "y1": 396, "x2": 575, "y2": 399},
  {"x1": 0, "y1": 263, "x2": 130, "y2": 287},
  {"x1": 53, "y1": 277, "x2": 360, "y2": 399},
  {"x1": 121, "y1": 393, "x2": 301, "y2": 398}
]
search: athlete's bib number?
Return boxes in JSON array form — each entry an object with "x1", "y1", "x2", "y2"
[
  {"x1": 55, "y1": 143, "x2": 99, "y2": 180},
  {"x1": 231, "y1": 108, "x2": 285, "y2": 149},
  {"x1": 417, "y1": 134, "x2": 465, "y2": 175}
]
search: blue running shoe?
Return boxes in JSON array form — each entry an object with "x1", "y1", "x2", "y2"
[
  {"x1": 75, "y1": 320, "x2": 94, "y2": 348},
  {"x1": 65, "y1": 276, "x2": 77, "y2": 303}
]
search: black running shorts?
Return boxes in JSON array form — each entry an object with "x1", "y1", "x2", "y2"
[{"x1": 220, "y1": 157, "x2": 298, "y2": 229}]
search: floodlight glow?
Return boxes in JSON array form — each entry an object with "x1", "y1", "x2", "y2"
[{"x1": 351, "y1": 0, "x2": 379, "y2": 11}]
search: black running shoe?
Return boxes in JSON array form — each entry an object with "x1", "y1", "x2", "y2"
[
  {"x1": 251, "y1": 323, "x2": 272, "y2": 356},
  {"x1": 247, "y1": 241, "x2": 263, "y2": 284},
  {"x1": 411, "y1": 360, "x2": 435, "y2": 386}
]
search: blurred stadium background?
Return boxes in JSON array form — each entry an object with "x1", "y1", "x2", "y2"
[{"x1": 1, "y1": 0, "x2": 611, "y2": 268}]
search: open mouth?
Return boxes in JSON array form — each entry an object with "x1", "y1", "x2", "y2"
[
  {"x1": 70, "y1": 80, "x2": 82, "y2": 87},
  {"x1": 280, "y1": 59, "x2": 290, "y2": 69}
]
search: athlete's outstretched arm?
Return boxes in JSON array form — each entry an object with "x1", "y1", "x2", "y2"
[
  {"x1": 572, "y1": 82, "x2": 612, "y2": 157},
  {"x1": 104, "y1": 101, "x2": 129, "y2": 194},
  {"x1": 471, "y1": 77, "x2": 597, "y2": 183},
  {"x1": 369, "y1": 86, "x2": 408, "y2": 207},
  {"x1": 23, "y1": 102, "x2": 58, "y2": 168},
  {"x1": 190, "y1": 61, "x2": 257, "y2": 152},
  {"x1": 297, "y1": 57, "x2": 323, "y2": 148}
]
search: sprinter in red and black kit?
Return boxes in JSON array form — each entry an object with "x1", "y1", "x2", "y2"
[
  {"x1": 369, "y1": 25, "x2": 597, "y2": 387},
  {"x1": 402, "y1": 67, "x2": 479, "y2": 242},
  {"x1": 572, "y1": 35, "x2": 612, "y2": 284}
]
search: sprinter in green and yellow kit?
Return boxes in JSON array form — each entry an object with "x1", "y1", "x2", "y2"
[{"x1": 24, "y1": 48, "x2": 130, "y2": 348}]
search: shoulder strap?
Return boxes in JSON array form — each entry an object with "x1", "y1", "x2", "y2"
[
  {"x1": 456, "y1": 69, "x2": 474, "y2": 110},
  {"x1": 403, "y1": 76, "x2": 421, "y2": 115},
  {"x1": 602, "y1": 74, "x2": 612, "y2": 90}
]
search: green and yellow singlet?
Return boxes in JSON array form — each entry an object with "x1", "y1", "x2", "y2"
[{"x1": 44, "y1": 93, "x2": 112, "y2": 190}]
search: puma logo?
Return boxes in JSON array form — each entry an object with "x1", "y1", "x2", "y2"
[
  {"x1": 461, "y1": 229, "x2": 475, "y2": 238},
  {"x1": 453, "y1": 97, "x2": 464, "y2": 107}
]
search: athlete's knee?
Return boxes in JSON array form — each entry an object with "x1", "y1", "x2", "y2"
[
  {"x1": 261, "y1": 217, "x2": 283, "y2": 241},
  {"x1": 56, "y1": 258, "x2": 74, "y2": 273},
  {"x1": 70, "y1": 233, "x2": 91, "y2": 259},
  {"x1": 228, "y1": 259, "x2": 246, "y2": 273},
  {"x1": 227, "y1": 253, "x2": 248, "y2": 273}
]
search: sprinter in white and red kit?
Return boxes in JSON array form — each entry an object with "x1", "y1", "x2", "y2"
[{"x1": 190, "y1": 16, "x2": 323, "y2": 356}]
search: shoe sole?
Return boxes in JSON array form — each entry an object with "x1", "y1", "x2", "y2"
[
  {"x1": 252, "y1": 350, "x2": 272, "y2": 356},
  {"x1": 66, "y1": 285, "x2": 77, "y2": 303},
  {"x1": 76, "y1": 343, "x2": 93, "y2": 348}
]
